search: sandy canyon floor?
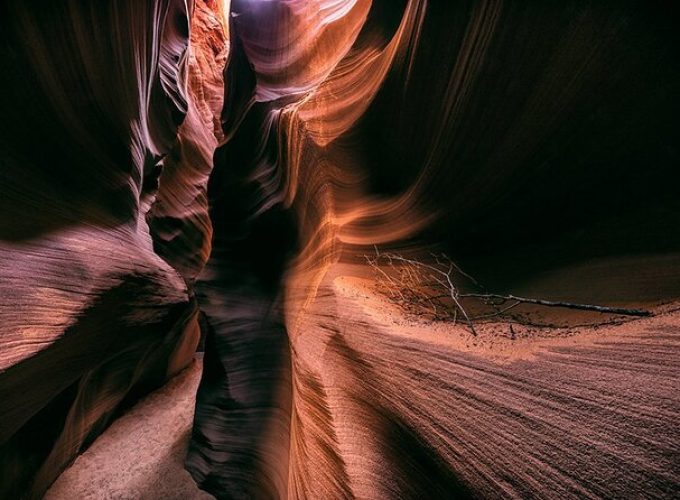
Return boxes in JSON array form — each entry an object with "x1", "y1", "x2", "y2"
[{"x1": 47, "y1": 263, "x2": 680, "y2": 499}]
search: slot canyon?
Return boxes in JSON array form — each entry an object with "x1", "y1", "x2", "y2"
[{"x1": 1, "y1": 0, "x2": 679, "y2": 498}]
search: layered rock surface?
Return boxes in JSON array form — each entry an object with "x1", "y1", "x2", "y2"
[
  {"x1": 0, "y1": 1, "x2": 227, "y2": 497},
  {"x1": 186, "y1": 1, "x2": 680, "y2": 498},
  {"x1": 1, "y1": 0, "x2": 679, "y2": 499}
]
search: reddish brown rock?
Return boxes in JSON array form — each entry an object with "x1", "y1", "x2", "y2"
[{"x1": 0, "y1": 1, "x2": 226, "y2": 498}]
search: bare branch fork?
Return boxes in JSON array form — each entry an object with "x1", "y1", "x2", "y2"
[{"x1": 365, "y1": 246, "x2": 651, "y2": 336}]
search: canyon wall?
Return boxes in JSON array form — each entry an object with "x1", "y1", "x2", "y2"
[
  {"x1": 187, "y1": 0, "x2": 679, "y2": 498},
  {"x1": 1, "y1": 0, "x2": 678, "y2": 498},
  {"x1": 0, "y1": 1, "x2": 227, "y2": 497}
]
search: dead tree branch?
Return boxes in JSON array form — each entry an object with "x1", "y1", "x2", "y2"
[
  {"x1": 365, "y1": 247, "x2": 652, "y2": 334},
  {"x1": 365, "y1": 247, "x2": 478, "y2": 335},
  {"x1": 460, "y1": 293, "x2": 651, "y2": 317}
]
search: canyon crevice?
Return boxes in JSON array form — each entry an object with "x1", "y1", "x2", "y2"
[{"x1": 1, "y1": 1, "x2": 679, "y2": 499}]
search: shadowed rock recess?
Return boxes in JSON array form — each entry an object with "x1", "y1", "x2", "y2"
[{"x1": 1, "y1": 1, "x2": 679, "y2": 499}]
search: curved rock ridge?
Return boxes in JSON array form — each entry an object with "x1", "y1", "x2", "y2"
[
  {"x1": 0, "y1": 1, "x2": 227, "y2": 498},
  {"x1": 186, "y1": 0, "x2": 680, "y2": 498},
  {"x1": 149, "y1": 0, "x2": 230, "y2": 284},
  {"x1": 185, "y1": 1, "x2": 429, "y2": 496}
]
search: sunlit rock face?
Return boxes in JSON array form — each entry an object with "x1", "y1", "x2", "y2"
[
  {"x1": 0, "y1": 1, "x2": 227, "y2": 498},
  {"x1": 186, "y1": 2, "x2": 431, "y2": 496}
]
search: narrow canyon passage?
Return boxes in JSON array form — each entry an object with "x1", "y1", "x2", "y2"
[
  {"x1": 1, "y1": 0, "x2": 679, "y2": 499},
  {"x1": 290, "y1": 264, "x2": 680, "y2": 498}
]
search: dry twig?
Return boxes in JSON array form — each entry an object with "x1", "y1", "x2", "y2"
[{"x1": 365, "y1": 247, "x2": 651, "y2": 335}]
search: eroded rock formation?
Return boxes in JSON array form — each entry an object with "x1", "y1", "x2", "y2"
[
  {"x1": 1, "y1": 0, "x2": 679, "y2": 499},
  {"x1": 0, "y1": 1, "x2": 227, "y2": 497},
  {"x1": 187, "y1": 1, "x2": 680, "y2": 498}
]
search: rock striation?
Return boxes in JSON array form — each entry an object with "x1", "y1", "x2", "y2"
[
  {"x1": 0, "y1": 1, "x2": 227, "y2": 498},
  {"x1": 1, "y1": 1, "x2": 679, "y2": 499}
]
